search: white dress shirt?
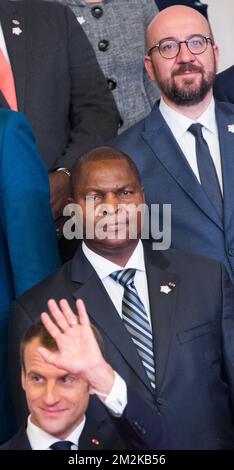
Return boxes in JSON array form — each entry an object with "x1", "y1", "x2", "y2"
[
  {"x1": 159, "y1": 97, "x2": 223, "y2": 194},
  {"x1": 26, "y1": 415, "x2": 85, "y2": 450},
  {"x1": 82, "y1": 239, "x2": 151, "y2": 325}
]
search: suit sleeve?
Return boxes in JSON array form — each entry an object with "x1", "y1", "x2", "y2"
[
  {"x1": 55, "y1": 6, "x2": 120, "y2": 168},
  {"x1": 222, "y1": 265, "x2": 234, "y2": 434},
  {"x1": 0, "y1": 110, "x2": 60, "y2": 297},
  {"x1": 112, "y1": 387, "x2": 170, "y2": 450}
]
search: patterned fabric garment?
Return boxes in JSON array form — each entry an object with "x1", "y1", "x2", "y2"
[{"x1": 49, "y1": 0, "x2": 161, "y2": 132}]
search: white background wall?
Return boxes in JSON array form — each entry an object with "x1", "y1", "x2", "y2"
[{"x1": 206, "y1": 0, "x2": 234, "y2": 72}]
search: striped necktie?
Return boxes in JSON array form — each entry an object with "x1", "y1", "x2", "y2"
[
  {"x1": 110, "y1": 269, "x2": 155, "y2": 389},
  {"x1": 0, "y1": 48, "x2": 18, "y2": 111}
]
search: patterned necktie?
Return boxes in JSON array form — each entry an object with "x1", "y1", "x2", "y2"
[
  {"x1": 0, "y1": 48, "x2": 18, "y2": 111},
  {"x1": 188, "y1": 123, "x2": 223, "y2": 219},
  {"x1": 110, "y1": 269, "x2": 155, "y2": 389},
  {"x1": 50, "y1": 440, "x2": 74, "y2": 450}
]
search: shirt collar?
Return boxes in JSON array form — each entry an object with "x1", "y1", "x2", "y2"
[
  {"x1": 27, "y1": 415, "x2": 86, "y2": 450},
  {"x1": 82, "y1": 240, "x2": 146, "y2": 280},
  {"x1": 159, "y1": 97, "x2": 217, "y2": 138}
]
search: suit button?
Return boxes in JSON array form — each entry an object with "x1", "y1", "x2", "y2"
[
  {"x1": 106, "y1": 78, "x2": 117, "y2": 90},
  {"x1": 98, "y1": 39, "x2": 109, "y2": 52},
  {"x1": 118, "y1": 117, "x2": 124, "y2": 128},
  {"x1": 91, "y1": 6, "x2": 103, "y2": 19},
  {"x1": 228, "y1": 248, "x2": 234, "y2": 256},
  {"x1": 156, "y1": 398, "x2": 164, "y2": 406}
]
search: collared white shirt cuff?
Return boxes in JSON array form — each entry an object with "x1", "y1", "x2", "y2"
[{"x1": 97, "y1": 371, "x2": 127, "y2": 417}]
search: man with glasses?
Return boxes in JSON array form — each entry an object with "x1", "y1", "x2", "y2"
[{"x1": 112, "y1": 5, "x2": 234, "y2": 283}]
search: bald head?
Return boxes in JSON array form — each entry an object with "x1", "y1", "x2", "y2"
[
  {"x1": 144, "y1": 5, "x2": 218, "y2": 115},
  {"x1": 146, "y1": 6, "x2": 213, "y2": 52}
]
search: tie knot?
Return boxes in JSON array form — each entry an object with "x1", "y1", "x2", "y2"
[
  {"x1": 50, "y1": 440, "x2": 73, "y2": 451},
  {"x1": 110, "y1": 268, "x2": 136, "y2": 287},
  {"x1": 188, "y1": 123, "x2": 203, "y2": 139}
]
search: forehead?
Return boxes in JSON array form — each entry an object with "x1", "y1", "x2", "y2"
[
  {"x1": 149, "y1": 7, "x2": 210, "y2": 43},
  {"x1": 24, "y1": 338, "x2": 68, "y2": 378},
  {"x1": 78, "y1": 159, "x2": 139, "y2": 190}
]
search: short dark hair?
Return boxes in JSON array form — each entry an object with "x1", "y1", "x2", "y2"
[
  {"x1": 71, "y1": 146, "x2": 141, "y2": 198},
  {"x1": 20, "y1": 319, "x2": 103, "y2": 374}
]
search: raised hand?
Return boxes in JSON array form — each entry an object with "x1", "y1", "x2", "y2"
[{"x1": 39, "y1": 298, "x2": 115, "y2": 395}]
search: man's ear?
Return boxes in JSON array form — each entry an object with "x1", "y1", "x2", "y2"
[
  {"x1": 213, "y1": 44, "x2": 219, "y2": 71},
  {"x1": 67, "y1": 196, "x2": 74, "y2": 205},
  {"x1": 21, "y1": 368, "x2": 26, "y2": 391},
  {"x1": 144, "y1": 55, "x2": 157, "y2": 81}
]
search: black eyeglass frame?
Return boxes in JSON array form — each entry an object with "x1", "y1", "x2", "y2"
[{"x1": 147, "y1": 34, "x2": 214, "y2": 59}]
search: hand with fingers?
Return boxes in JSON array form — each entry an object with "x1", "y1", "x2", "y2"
[{"x1": 39, "y1": 298, "x2": 115, "y2": 396}]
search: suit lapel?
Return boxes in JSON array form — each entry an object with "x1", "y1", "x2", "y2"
[
  {"x1": 141, "y1": 105, "x2": 223, "y2": 229},
  {"x1": 144, "y1": 247, "x2": 179, "y2": 393},
  {"x1": 9, "y1": 426, "x2": 32, "y2": 450},
  {"x1": 0, "y1": 0, "x2": 26, "y2": 111},
  {"x1": 79, "y1": 417, "x2": 105, "y2": 450},
  {"x1": 71, "y1": 247, "x2": 154, "y2": 392},
  {"x1": 215, "y1": 102, "x2": 234, "y2": 232}
]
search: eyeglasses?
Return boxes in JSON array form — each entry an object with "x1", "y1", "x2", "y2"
[{"x1": 148, "y1": 34, "x2": 214, "y2": 59}]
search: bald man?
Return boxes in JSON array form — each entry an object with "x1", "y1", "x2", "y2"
[{"x1": 112, "y1": 6, "x2": 234, "y2": 283}]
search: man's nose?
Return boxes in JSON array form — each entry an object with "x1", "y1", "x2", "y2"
[
  {"x1": 43, "y1": 383, "x2": 59, "y2": 405},
  {"x1": 102, "y1": 193, "x2": 120, "y2": 214},
  {"x1": 176, "y1": 41, "x2": 195, "y2": 62}
]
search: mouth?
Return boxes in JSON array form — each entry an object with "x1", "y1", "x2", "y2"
[
  {"x1": 105, "y1": 222, "x2": 127, "y2": 231},
  {"x1": 174, "y1": 70, "x2": 201, "y2": 78},
  {"x1": 40, "y1": 408, "x2": 67, "y2": 418},
  {"x1": 173, "y1": 65, "x2": 203, "y2": 77}
]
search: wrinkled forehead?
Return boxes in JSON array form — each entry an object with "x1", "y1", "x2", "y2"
[{"x1": 147, "y1": 6, "x2": 211, "y2": 46}]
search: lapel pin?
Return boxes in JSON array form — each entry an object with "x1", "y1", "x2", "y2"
[
  {"x1": 12, "y1": 19, "x2": 20, "y2": 25},
  {"x1": 77, "y1": 16, "x2": 85, "y2": 25},
  {"x1": 91, "y1": 438, "x2": 100, "y2": 446},
  {"x1": 168, "y1": 282, "x2": 176, "y2": 288},
  {"x1": 227, "y1": 124, "x2": 234, "y2": 133},
  {"x1": 12, "y1": 26, "x2": 22, "y2": 36},
  {"x1": 160, "y1": 285, "x2": 171, "y2": 294}
]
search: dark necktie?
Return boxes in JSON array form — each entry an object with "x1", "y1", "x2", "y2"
[
  {"x1": 188, "y1": 123, "x2": 223, "y2": 219},
  {"x1": 50, "y1": 440, "x2": 74, "y2": 450},
  {"x1": 110, "y1": 269, "x2": 155, "y2": 389}
]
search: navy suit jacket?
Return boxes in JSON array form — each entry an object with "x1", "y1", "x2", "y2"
[
  {"x1": 0, "y1": 0, "x2": 119, "y2": 170},
  {"x1": 0, "y1": 109, "x2": 60, "y2": 442},
  {"x1": 214, "y1": 66, "x2": 234, "y2": 104},
  {"x1": 112, "y1": 100, "x2": 234, "y2": 282},
  {"x1": 9, "y1": 242, "x2": 234, "y2": 449},
  {"x1": 0, "y1": 416, "x2": 123, "y2": 450}
]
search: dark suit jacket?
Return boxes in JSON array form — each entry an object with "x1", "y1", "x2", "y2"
[
  {"x1": 111, "y1": 100, "x2": 234, "y2": 283},
  {"x1": 214, "y1": 66, "x2": 234, "y2": 104},
  {"x1": 0, "y1": 416, "x2": 123, "y2": 450},
  {"x1": 9, "y1": 242, "x2": 234, "y2": 449},
  {"x1": 156, "y1": 0, "x2": 208, "y2": 18},
  {"x1": 0, "y1": 0, "x2": 119, "y2": 170}
]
